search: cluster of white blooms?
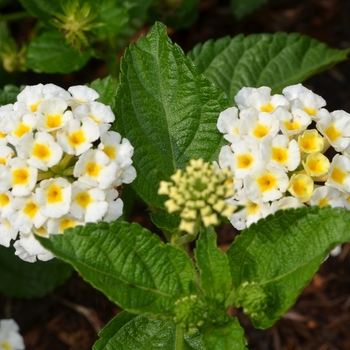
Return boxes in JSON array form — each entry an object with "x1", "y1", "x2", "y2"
[
  {"x1": 0, "y1": 319, "x2": 24, "y2": 350},
  {"x1": 218, "y1": 83, "x2": 350, "y2": 230},
  {"x1": 0, "y1": 83, "x2": 136, "y2": 262},
  {"x1": 158, "y1": 159, "x2": 236, "y2": 234}
]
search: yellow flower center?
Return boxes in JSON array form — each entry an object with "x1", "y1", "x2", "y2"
[
  {"x1": 14, "y1": 123, "x2": 30, "y2": 138},
  {"x1": 247, "y1": 201, "x2": 260, "y2": 215},
  {"x1": 13, "y1": 168, "x2": 29, "y2": 185},
  {"x1": 304, "y1": 106, "x2": 317, "y2": 116},
  {"x1": 0, "y1": 193, "x2": 9, "y2": 207},
  {"x1": 47, "y1": 183, "x2": 63, "y2": 203},
  {"x1": 60, "y1": 218, "x2": 76, "y2": 232},
  {"x1": 253, "y1": 124, "x2": 269, "y2": 138},
  {"x1": 46, "y1": 115, "x2": 62, "y2": 129},
  {"x1": 86, "y1": 162, "x2": 101, "y2": 177},
  {"x1": 272, "y1": 147, "x2": 288, "y2": 164},
  {"x1": 0, "y1": 131, "x2": 6, "y2": 139},
  {"x1": 0, "y1": 341, "x2": 12, "y2": 350},
  {"x1": 298, "y1": 130, "x2": 324, "y2": 153},
  {"x1": 23, "y1": 200, "x2": 39, "y2": 218},
  {"x1": 284, "y1": 120, "x2": 300, "y2": 131},
  {"x1": 319, "y1": 198, "x2": 328, "y2": 208},
  {"x1": 69, "y1": 130, "x2": 86, "y2": 146},
  {"x1": 30, "y1": 100, "x2": 41, "y2": 112},
  {"x1": 76, "y1": 192, "x2": 92, "y2": 209},
  {"x1": 103, "y1": 145, "x2": 116, "y2": 160},
  {"x1": 331, "y1": 167, "x2": 347, "y2": 185},
  {"x1": 324, "y1": 125, "x2": 341, "y2": 142},
  {"x1": 260, "y1": 102, "x2": 274, "y2": 113},
  {"x1": 237, "y1": 154, "x2": 253, "y2": 169},
  {"x1": 257, "y1": 174, "x2": 276, "y2": 192},
  {"x1": 33, "y1": 143, "x2": 51, "y2": 160}
]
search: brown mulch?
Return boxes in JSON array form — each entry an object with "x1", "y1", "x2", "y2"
[{"x1": 2, "y1": 0, "x2": 350, "y2": 349}]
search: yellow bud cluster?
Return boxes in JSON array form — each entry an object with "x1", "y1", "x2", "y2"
[{"x1": 158, "y1": 159, "x2": 236, "y2": 234}]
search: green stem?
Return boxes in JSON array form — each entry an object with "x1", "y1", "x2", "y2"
[
  {"x1": 0, "y1": 12, "x2": 31, "y2": 22},
  {"x1": 175, "y1": 324, "x2": 184, "y2": 350}
]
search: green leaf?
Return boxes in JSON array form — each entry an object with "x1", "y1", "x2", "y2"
[
  {"x1": 150, "y1": 211, "x2": 180, "y2": 234},
  {"x1": 0, "y1": 243, "x2": 73, "y2": 298},
  {"x1": 38, "y1": 221, "x2": 194, "y2": 319},
  {"x1": 201, "y1": 317, "x2": 247, "y2": 350},
  {"x1": 93, "y1": 311, "x2": 203, "y2": 350},
  {"x1": 188, "y1": 33, "x2": 349, "y2": 104},
  {"x1": 115, "y1": 22, "x2": 228, "y2": 208},
  {"x1": 26, "y1": 31, "x2": 91, "y2": 74},
  {"x1": 231, "y1": 0, "x2": 270, "y2": 19},
  {"x1": 19, "y1": 0, "x2": 62, "y2": 25},
  {"x1": 93, "y1": 0, "x2": 130, "y2": 37},
  {"x1": 0, "y1": 84, "x2": 21, "y2": 106},
  {"x1": 226, "y1": 206, "x2": 350, "y2": 329},
  {"x1": 89, "y1": 76, "x2": 117, "y2": 108},
  {"x1": 194, "y1": 226, "x2": 231, "y2": 306}
]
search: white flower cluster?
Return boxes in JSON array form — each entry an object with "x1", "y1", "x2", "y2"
[
  {"x1": 0, "y1": 83, "x2": 136, "y2": 262},
  {"x1": 218, "y1": 84, "x2": 350, "y2": 230},
  {"x1": 0, "y1": 319, "x2": 24, "y2": 350}
]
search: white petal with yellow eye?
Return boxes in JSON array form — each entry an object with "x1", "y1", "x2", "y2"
[
  {"x1": 57, "y1": 117, "x2": 100, "y2": 155},
  {"x1": 74, "y1": 149, "x2": 117, "y2": 190},
  {"x1": 36, "y1": 177, "x2": 71, "y2": 218},
  {"x1": 70, "y1": 181, "x2": 108, "y2": 222}
]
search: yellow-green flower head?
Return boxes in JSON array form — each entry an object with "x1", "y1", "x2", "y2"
[
  {"x1": 158, "y1": 159, "x2": 236, "y2": 234},
  {"x1": 173, "y1": 294, "x2": 207, "y2": 333}
]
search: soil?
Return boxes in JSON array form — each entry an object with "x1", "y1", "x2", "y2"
[{"x1": 1, "y1": 0, "x2": 350, "y2": 349}]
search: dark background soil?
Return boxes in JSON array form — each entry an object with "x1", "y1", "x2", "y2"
[{"x1": 1, "y1": 0, "x2": 350, "y2": 349}]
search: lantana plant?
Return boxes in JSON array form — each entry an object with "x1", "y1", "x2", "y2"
[{"x1": 1, "y1": 20, "x2": 350, "y2": 349}]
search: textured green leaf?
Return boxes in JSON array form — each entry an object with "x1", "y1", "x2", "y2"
[
  {"x1": 201, "y1": 317, "x2": 247, "y2": 350},
  {"x1": 150, "y1": 211, "x2": 180, "y2": 234},
  {"x1": 231, "y1": 0, "x2": 270, "y2": 19},
  {"x1": 93, "y1": 0, "x2": 129, "y2": 37},
  {"x1": 194, "y1": 226, "x2": 231, "y2": 306},
  {"x1": 89, "y1": 76, "x2": 117, "y2": 108},
  {"x1": 0, "y1": 85, "x2": 21, "y2": 106},
  {"x1": 26, "y1": 31, "x2": 91, "y2": 74},
  {"x1": 188, "y1": 33, "x2": 349, "y2": 104},
  {"x1": 227, "y1": 206, "x2": 350, "y2": 329},
  {"x1": 0, "y1": 244, "x2": 72, "y2": 298},
  {"x1": 38, "y1": 221, "x2": 194, "y2": 319},
  {"x1": 93, "y1": 311, "x2": 203, "y2": 350},
  {"x1": 114, "y1": 22, "x2": 228, "y2": 208}
]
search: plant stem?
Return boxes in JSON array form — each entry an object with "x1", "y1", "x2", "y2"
[{"x1": 175, "y1": 324, "x2": 184, "y2": 350}]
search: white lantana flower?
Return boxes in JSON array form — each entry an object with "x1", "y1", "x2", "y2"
[
  {"x1": 57, "y1": 118, "x2": 100, "y2": 155},
  {"x1": 270, "y1": 196, "x2": 304, "y2": 214},
  {"x1": 16, "y1": 131, "x2": 63, "y2": 171},
  {"x1": 235, "y1": 86, "x2": 289, "y2": 112},
  {"x1": 74, "y1": 101, "x2": 115, "y2": 134},
  {"x1": 0, "y1": 83, "x2": 136, "y2": 261},
  {"x1": 277, "y1": 107, "x2": 311, "y2": 136},
  {"x1": 326, "y1": 154, "x2": 350, "y2": 192},
  {"x1": 309, "y1": 186, "x2": 344, "y2": 208},
  {"x1": 317, "y1": 110, "x2": 350, "y2": 152},
  {"x1": 244, "y1": 164, "x2": 289, "y2": 203},
  {"x1": 36, "y1": 97, "x2": 73, "y2": 131},
  {"x1": 9, "y1": 194, "x2": 47, "y2": 234},
  {"x1": 217, "y1": 106, "x2": 241, "y2": 143},
  {"x1": 0, "y1": 319, "x2": 25, "y2": 350},
  {"x1": 239, "y1": 109, "x2": 279, "y2": 142},
  {"x1": 14, "y1": 232, "x2": 54, "y2": 262},
  {"x1": 73, "y1": 149, "x2": 117, "y2": 190},
  {"x1": 70, "y1": 181, "x2": 108, "y2": 222},
  {"x1": 35, "y1": 177, "x2": 72, "y2": 218},
  {"x1": 261, "y1": 135, "x2": 300, "y2": 171}
]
